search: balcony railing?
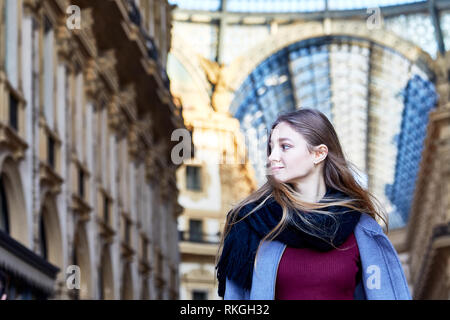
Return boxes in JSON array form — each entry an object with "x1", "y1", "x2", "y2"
[
  {"x1": 125, "y1": 0, "x2": 170, "y2": 90},
  {"x1": 127, "y1": 0, "x2": 142, "y2": 26},
  {"x1": 178, "y1": 230, "x2": 220, "y2": 244}
]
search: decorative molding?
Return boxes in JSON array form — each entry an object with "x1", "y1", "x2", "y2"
[
  {"x1": 55, "y1": 0, "x2": 70, "y2": 13},
  {"x1": 127, "y1": 123, "x2": 141, "y2": 161},
  {"x1": 41, "y1": 0, "x2": 59, "y2": 27},
  {"x1": 107, "y1": 95, "x2": 127, "y2": 138},
  {"x1": 84, "y1": 58, "x2": 101, "y2": 100},
  {"x1": 0, "y1": 74, "x2": 28, "y2": 160},
  {"x1": 23, "y1": 0, "x2": 39, "y2": 12},
  {"x1": 145, "y1": 153, "x2": 159, "y2": 183},
  {"x1": 434, "y1": 52, "x2": 450, "y2": 110},
  {"x1": 119, "y1": 84, "x2": 137, "y2": 122},
  {"x1": 71, "y1": 194, "x2": 92, "y2": 222},
  {"x1": 73, "y1": 8, "x2": 98, "y2": 59},
  {"x1": 98, "y1": 50, "x2": 120, "y2": 94},
  {"x1": 137, "y1": 115, "x2": 153, "y2": 148},
  {"x1": 55, "y1": 18, "x2": 72, "y2": 61},
  {"x1": 38, "y1": 164, "x2": 63, "y2": 215},
  {"x1": 160, "y1": 166, "x2": 177, "y2": 202},
  {"x1": 0, "y1": 124, "x2": 28, "y2": 161},
  {"x1": 97, "y1": 220, "x2": 115, "y2": 245}
]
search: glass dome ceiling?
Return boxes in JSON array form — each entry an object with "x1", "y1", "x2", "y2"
[
  {"x1": 168, "y1": 0, "x2": 447, "y2": 230},
  {"x1": 224, "y1": 36, "x2": 437, "y2": 229},
  {"x1": 168, "y1": 0, "x2": 425, "y2": 13}
]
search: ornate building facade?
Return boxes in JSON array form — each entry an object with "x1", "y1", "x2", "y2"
[
  {"x1": 169, "y1": 0, "x2": 450, "y2": 299},
  {"x1": 405, "y1": 52, "x2": 450, "y2": 299},
  {"x1": 0, "y1": 0, "x2": 184, "y2": 299}
]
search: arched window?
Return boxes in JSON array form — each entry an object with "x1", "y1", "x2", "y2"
[
  {"x1": 98, "y1": 264, "x2": 104, "y2": 300},
  {"x1": 98, "y1": 248, "x2": 105, "y2": 300},
  {"x1": 141, "y1": 278, "x2": 149, "y2": 300},
  {"x1": 39, "y1": 213, "x2": 48, "y2": 260},
  {"x1": 0, "y1": 175, "x2": 10, "y2": 234},
  {"x1": 121, "y1": 263, "x2": 132, "y2": 300},
  {"x1": 97, "y1": 245, "x2": 114, "y2": 300},
  {"x1": 69, "y1": 225, "x2": 92, "y2": 300},
  {"x1": 71, "y1": 243, "x2": 80, "y2": 300}
]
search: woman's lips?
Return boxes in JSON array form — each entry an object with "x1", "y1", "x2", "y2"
[{"x1": 271, "y1": 167, "x2": 284, "y2": 172}]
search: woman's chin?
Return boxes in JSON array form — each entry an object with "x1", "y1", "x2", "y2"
[{"x1": 271, "y1": 174, "x2": 286, "y2": 183}]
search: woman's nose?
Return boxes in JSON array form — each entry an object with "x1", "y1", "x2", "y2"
[{"x1": 268, "y1": 149, "x2": 279, "y2": 162}]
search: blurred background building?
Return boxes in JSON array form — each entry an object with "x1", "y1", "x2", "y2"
[
  {"x1": 168, "y1": 0, "x2": 450, "y2": 300},
  {"x1": 0, "y1": 0, "x2": 183, "y2": 299}
]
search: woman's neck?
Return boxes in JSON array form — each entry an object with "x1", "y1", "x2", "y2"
[{"x1": 292, "y1": 177, "x2": 327, "y2": 203}]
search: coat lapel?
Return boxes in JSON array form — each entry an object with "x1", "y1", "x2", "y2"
[{"x1": 251, "y1": 240, "x2": 286, "y2": 299}]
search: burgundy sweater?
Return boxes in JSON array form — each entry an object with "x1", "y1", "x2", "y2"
[{"x1": 275, "y1": 232, "x2": 361, "y2": 300}]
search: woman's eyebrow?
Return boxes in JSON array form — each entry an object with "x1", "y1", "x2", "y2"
[{"x1": 269, "y1": 137, "x2": 293, "y2": 144}]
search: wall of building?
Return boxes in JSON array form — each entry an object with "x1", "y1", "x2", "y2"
[{"x1": 0, "y1": 0, "x2": 183, "y2": 300}]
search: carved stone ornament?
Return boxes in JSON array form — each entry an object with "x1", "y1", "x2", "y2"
[
  {"x1": 434, "y1": 53, "x2": 450, "y2": 109},
  {"x1": 98, "y1": 50, "x2": 120, "y2": 93},
  {"x1": 84, "y1": 59, "x2": 101, "y2": 100},
  {"x1": 145, "y1": 153, "x2": 159, "y2": 182},
  {"x1": 107, "y1": 96, "x2": 124, "y2": 133},
  {"x1": 119, "y1": 84, "x2": 138, "y2": 122},
  {"x1": 127, "y1": 123, "x2": 140, "y2": 160},
  {"x1": 73, "y1": 8, "x2": 98, "y2": 58}
]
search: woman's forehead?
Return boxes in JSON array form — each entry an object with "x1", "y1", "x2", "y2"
[{"x1": 270, "y1": 122, "x2": 303, "y2": 142}]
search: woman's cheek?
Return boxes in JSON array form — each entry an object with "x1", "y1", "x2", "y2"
[{"x1": 288, "y1": 160, "x2": 312, "y2": 179}]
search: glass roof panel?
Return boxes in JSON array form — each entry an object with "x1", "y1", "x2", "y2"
[
  {"x1": 168, "y1": 0, "x2": 221, "y2": 11},
  {"x1": 170, "y1": 0, "x2": 426, "y2": 12},
  {"x1": 328, "y1": 0, "x2": 425, "y2": 10},
  {"x1": 227, "y1": 0, "x2": 325, "y2": 13}
]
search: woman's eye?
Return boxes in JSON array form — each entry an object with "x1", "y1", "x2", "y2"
[{"x1": 282, "y1": 144, "x2": 291, "y2": 150}]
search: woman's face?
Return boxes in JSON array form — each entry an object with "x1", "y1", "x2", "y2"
[{"x1": 268, "y1": 122, "x2": 317, "y2": 183}]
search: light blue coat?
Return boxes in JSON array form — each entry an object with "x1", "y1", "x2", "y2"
[{"x1": 224, "y1": 213, "x2": 412, "y2": 300}]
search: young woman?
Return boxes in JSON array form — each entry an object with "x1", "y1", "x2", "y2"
[{"x1": 216, "y1": 109, "x2": 411, "y2": 300}]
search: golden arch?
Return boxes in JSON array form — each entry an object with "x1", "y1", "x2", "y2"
[
  {"x1": 169, "y1": 38, "x2": 212, "y2": 111},
  {"x1": 226, "y1": 19, "x2": 435, "y2": 97},
  {"x1": 0, "y1": 155, "x2": 29, "y2": 246}
]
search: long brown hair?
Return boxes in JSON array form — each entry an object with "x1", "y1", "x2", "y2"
[{"x1": 216, "y1": 108, "x2": 389, "y2": 265}]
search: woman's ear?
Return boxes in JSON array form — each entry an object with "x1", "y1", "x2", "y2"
[{"x1": 314, "y1": 144, "x2": 328, "y2": 164}]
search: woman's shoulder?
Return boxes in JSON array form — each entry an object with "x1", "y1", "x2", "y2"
[
  {"x1": 229, "y1": 197, "x2": 269, "y2": 218},
  {"x1": 356, "y1": 213, "x2": 385, "y2": 234}
]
